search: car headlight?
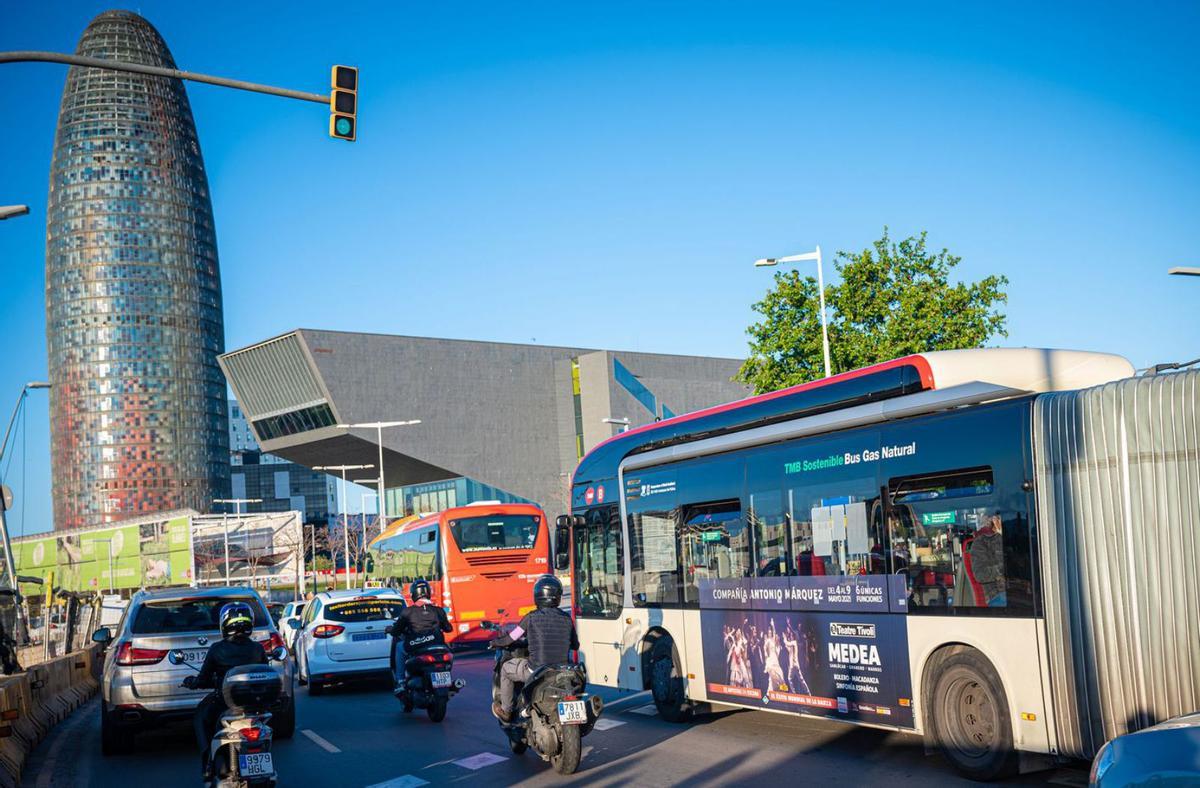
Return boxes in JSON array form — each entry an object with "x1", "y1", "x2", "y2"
[{"x1": 1090, "y1": 740, "x2": 1115, "y2": 785}]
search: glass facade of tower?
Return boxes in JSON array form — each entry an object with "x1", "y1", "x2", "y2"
[{"x1": 46, "y1": 11, "x2": 229, "y2": 529}]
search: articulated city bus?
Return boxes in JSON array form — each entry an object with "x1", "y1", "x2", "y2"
[
  {"x1": 368, "y1": 502, "x2": 552, "y2": 645},
  {"x1": 556, "y1": 349, "x2": 1200, "y2": 780}
]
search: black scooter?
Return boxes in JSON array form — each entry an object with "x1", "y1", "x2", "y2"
[
  {"x1": 386, "y1": 627, "x2": 466, "y2": 722},
  {"x1": 488, "y1": 633, "x2": 603, "y2": 775}
]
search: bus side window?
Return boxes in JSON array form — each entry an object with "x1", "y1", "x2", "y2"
[
  {"x1": 749, "y1": 489, "x2": 789, "y2": 577},
  {"x1": 574, "y1": 506, "x2": 623, "y2": 618},
  {"x1": 786, "y1": 477, "x2": 881, "y2": 576},
  {"x1": 679, "y1": 500, "x2": 751, "y2": 604}
]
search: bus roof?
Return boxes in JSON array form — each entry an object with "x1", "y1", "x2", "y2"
[
  {"x1": 572, "y1": 348, "x2": 1133, "y2": 486},
  {"x1": 367, "y1": 502, "x2": 546, "y2": 548}
]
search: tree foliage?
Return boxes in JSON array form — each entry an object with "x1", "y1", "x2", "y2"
[{"x1": 737, "y1": 229, "x2": 1009, "y2": 393}]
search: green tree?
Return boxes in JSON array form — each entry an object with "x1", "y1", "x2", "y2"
[{"x1": 737, "y1": 229, "x2": 1009, "y2": 393}]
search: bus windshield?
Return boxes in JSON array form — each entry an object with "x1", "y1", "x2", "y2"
[{"x1": 448, "y1": 514, "x2": 540, "y2": 552}]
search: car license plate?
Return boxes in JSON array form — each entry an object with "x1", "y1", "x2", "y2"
[
  {"x1": 431, "y1": 671, "x2": 452, "y2": 688},
  {"x1": 176, "y1": 649, "x2": 206, "y2": 665},
  {"x1": 238, "y1": 752, "x2": 273, "y2": 777},
  {"x1": 557, "y1": 700, "x2": 587, "y2": 724},
  {"x1": 352, "y1": 632, "x2": 386, "y2": 641}
]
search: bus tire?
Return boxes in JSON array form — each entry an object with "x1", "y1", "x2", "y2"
[
  {"x1": 649, "y1": 637, "x2": 693, "y2": 723},
  {"x1": 926, "y1": 647, "x2": 1018, "y2": 781}
]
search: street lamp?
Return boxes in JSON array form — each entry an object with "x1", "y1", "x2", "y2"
[
  {"x1": 314, "y1": 464, "x2": 373, "y2": 590},
  {"x1": 1169, "y1": 267, "x2": 1200, "y2": 277},
  {"x1": 0, "y1": 205, "x2": 30, "y2": 221},
  {"x1": 213, "y1": 498, "x2": 261, "y2": 586},
  {"x1": 602, "y1": 417, "x2": 631, "y2": 433},
  {"x1": 335, "y1": 421, "x2": 420, "y2": 533},
  {"x1": 354, "y1": 484, "x2": 380, "y2": 581},
  {"x1": 754, "y1": 246, "x2": 832, "y2": 378}
]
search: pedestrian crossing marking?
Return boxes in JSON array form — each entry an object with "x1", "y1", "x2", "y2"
[
  {"x1": 593, "y1": 718, "x2": 627, "y2": 730},
  {"x1": 629, "y1": 703, "x2": 659, "y2": 715},
  {"x1": 366, "y1": 777, "x2": 430, "y2": 788},
  {"x1": 453, "y1": 752, "x2": 508, "y2": 770}
]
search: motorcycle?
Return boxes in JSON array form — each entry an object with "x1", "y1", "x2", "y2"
[
  {"x1": 174, "y1": 647, "x2": 287, "y2": 788},
  {"x1": 386, "y1": 627, "x2": 466, "y2": 722},
  {"x1": 486, "y1": 626, "x2": 604, "y2": 775}
]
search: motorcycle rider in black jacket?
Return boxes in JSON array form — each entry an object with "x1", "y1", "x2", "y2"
[
  {"x1": 390, "y1": 579, "x2": 452, "y2": 695},
  {"x1": 490, "y1": 574, "x2": 578, "y2": 722},
  {"x1": 183, "y1": 602, "x2": 267, "y2": 776}
]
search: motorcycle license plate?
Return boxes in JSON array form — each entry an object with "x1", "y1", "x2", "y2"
[
  {"x1": 557, "y1": 700, "x2": 587, "y2": 724},
  {"x1": 431, "y1": 671, "x2": 452, "y2": 688},
  {"x1": 238, "y1": 752, "x2": 273, "y2": 777}
]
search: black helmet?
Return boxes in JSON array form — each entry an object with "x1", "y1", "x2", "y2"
[
  {"x1": 410, "y1": 578, "x2": 431, "y2": 602},
  {"x1": 533, "y1": 574, "x2": 563, "y2": 609},
  {"x1": 218, "y1": 602, "x2": 254, "y2": 640}
]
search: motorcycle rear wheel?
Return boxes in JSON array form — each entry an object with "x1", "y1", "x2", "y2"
[
  {"x1": 551, "y1": 725, "x2": 581, "y2": 775},
  {"x1": 427, "y1": 697, "x2": 447, "y2": 722}
]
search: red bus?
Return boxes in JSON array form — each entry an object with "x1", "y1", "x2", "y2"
[{"x1": 367, "y1": 502, "x2": 551, "y2": 645}]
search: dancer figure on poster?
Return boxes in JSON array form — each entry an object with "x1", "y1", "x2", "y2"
[
  {"x1": 782, "y1": 621, "x2": 811, "y2": 694},
  {"x1": 763, "y1": 619, "x2": 785, "y2": 694}
]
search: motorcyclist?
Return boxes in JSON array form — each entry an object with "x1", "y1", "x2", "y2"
[
  {"x1": 183, "y1": 602, "x2": 267, "y2": 776},
  {"x1": 489, "y1": 574, "x2": 578, "y2": 722},
  {"x1": 390, "y1": 578, "x2": 452, "y2": 695}
]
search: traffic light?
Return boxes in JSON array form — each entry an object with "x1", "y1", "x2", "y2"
[{"x1": 329, "y1": 65, "x2": 358, "y2": 141}]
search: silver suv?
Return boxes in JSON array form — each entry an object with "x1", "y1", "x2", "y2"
[{"x1": 93, "y1": 586, "x2": 295, "y2": 755}]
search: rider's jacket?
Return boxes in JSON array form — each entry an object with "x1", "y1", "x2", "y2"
[
  {"x1": 392, "y1": 601, "x2": 452, "y2": 653},
  {"x1": 194, "y1": 637, "x2": 268, "y2": 693},
  {"x1": 494, "y1": 607, "x2": 579, "y2": 670}
]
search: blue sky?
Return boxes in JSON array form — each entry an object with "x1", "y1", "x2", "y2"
[{"x1": 2, "y1": 1, "x2": 1198, "y2": 535}]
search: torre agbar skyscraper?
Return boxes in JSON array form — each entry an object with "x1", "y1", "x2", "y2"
[{"x1": 46, "y1": 11, "x2": 229, "y2": 529}]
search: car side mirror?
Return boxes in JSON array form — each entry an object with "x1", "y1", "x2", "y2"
[
  {"x1": 91, "y1": 627, "x2": 112, "y2": 644},
  {"x1": 384, "y1": 624, "x2": 394, "y2": 635},
  {"x1": 286, "y1": 618, "x2": 300, "y2": 629}
]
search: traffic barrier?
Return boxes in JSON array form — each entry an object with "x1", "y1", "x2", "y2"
[{"x1": 0, "y1": 645, "x2": 103, "y2": 787}]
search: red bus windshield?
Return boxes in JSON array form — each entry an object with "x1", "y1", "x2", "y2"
[{"x1": 447, "y1": 514, "x2": 540, "y2": 552}]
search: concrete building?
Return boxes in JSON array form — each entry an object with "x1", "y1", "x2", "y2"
[
  {"x1": 45, "y1": 11, "x2": 228, "y2": 529},
  {"x1": 226, "y1": 401, "x2": 337, "y2": 524},
  {"x1": 219, "y1": 330, "x2": 748, "y2": 520}
]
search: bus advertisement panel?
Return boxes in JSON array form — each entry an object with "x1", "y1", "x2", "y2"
[{"x1": 698, "y1": 575, "x2": 914, "y2": 728}]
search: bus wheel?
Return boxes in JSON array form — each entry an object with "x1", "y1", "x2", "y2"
[
  {"x1": 928, "y1": 648, "x2": 1018, "y2": 781},
  {"x1": 649, "y1": 637, "x2": 693, "y2": 723}
]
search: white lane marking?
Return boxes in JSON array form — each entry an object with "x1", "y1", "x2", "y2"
[
  {"x1": 302, "y1": 728, "x2": 342, "y2": 753},
  {"x1": 629, "y1": 703, "x2": 659, "y2": 715},
  {"x1": 454, "y1": 752, "x2": 508, "y2": 770},
  {"x1": 366, "y1": 777, "x2": 430, "y2": 788},
  {"x1": 592, "y1": 717, "x2": 626, "y2": 731},
  {"x1": 600, "y1": 690, "x2": 651, "y2": 712}
]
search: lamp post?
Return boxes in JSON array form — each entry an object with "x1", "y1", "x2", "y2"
[
  {"x1": 213, "y1": 498, "x2": 261, "y2": 586},
  {"x1": 755, "y1": 246, "x2": 832, "y2": 378},
  {"x1": 314, "y1": 465, "x2": 373, "y2": 590},
  {"x1": 0, "y1": 205, "x2": 30, "y2": 221},
  {"x1": 355, "y1": 484, "x2": 379, "y2": 583},
  {"x1": 1169, "y1": 267, "x2": 1200, "y2": 277},
  {"x1": 602, "y1": 417, "x2": 631, "y2": 433},
  {"x1": 335, "y1": 421, "x2": 420, "y2": 534}
]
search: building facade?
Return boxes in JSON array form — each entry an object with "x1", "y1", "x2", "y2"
[
  {"x1": 219, "y1": 330, "x2": 749, "y2": 522},
  {"x1": 228, "y1": 401, "x2": 337, "y2": 524},
  {"x1": 46, "y1": 11, "x2": 229, "y2": 529}
]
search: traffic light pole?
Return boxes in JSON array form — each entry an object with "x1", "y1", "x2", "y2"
[{"x1": 0, "y1": 50, "x2": 328, "y2": 105}]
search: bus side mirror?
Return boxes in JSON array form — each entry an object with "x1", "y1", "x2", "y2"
[
  {"x1": 554, "y1": 524, "x2": 570, "y2": 571},
  {"x1": 555, "y1": 515, "x2": 572, "y2": 529}
]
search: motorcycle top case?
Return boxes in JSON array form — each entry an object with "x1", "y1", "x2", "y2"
[{"x1": 221, "y1": 664, "x2": 283, "y2": 714}]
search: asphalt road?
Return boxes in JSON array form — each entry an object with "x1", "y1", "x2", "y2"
[{"x1": 26, "y1": 652, "x2": 1089, "y2": 786}]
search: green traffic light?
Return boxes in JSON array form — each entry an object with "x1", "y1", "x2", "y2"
[{"x1": 336, "y1": 117, "x2": 352, "y2": 136}]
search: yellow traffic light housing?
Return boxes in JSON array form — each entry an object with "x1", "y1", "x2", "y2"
[{"x1": 329, "y1": 65, "x2": 358, "y2": 141}]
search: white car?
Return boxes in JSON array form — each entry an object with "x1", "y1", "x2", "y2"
[
  {"x1": 277, "y1": 600, "x2": 306, "y2": 652},
  {"x1": 291, "y1": 589, "x2": 406, "y2": 695}
]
